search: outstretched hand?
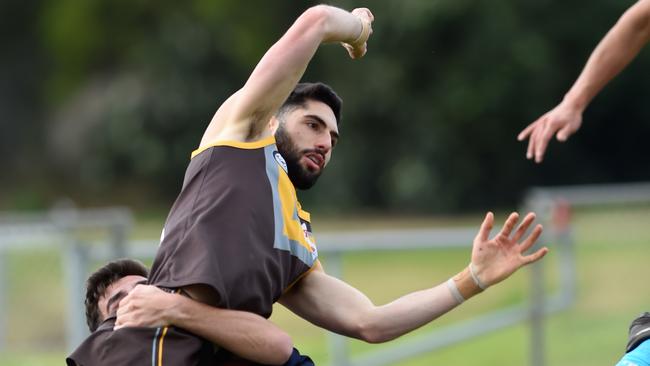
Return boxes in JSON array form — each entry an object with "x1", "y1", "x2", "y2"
[
  {"x1": 114, "y1": 284, "x2": 175, "y2": 330},
  {"x1": 471, "y1": 212, "x2": 548, "y2": 287},
  {"x1": 518, "y1": 102, "x2": 583, "y2": 163},
  {"x1": 342, "y1": 8, "x2": 374, "y2": 59}
]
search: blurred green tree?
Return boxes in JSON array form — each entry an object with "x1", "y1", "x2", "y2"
[{"x1": 2, "y1": 0, "x2": 649, "y2": 212}]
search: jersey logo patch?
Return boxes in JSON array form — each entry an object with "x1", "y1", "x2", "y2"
[
  {"x1": 273, "y1": 151, "x2": 288, "y2": 173},
  {"x1": 301, "y1": 222, "x2": 318, "y2": 259}
]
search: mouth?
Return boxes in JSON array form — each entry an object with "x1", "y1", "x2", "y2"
[{"x1": 302, "y1": 152, "x2": 324, "y2": 171}]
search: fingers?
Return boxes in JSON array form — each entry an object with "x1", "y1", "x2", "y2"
[
  {"x1": 517, "y1": 121, "x2": 535, "y2": 141},
  {"x1": 114, "y1": 305, "x2": 128, "y2": 330},
  {"x1": 353, "y1": 44, "x2": 367, "y2": 59},
  {"x1": 534, "y1": 122, "x2": 557, "y2": 163},
  {"x1": 526, "y1": 119, "x2": 543, "y2": 160},
  {"x1": 522, "y1": 246, "x2": 549, "y2": 265},
  {"x1": 521, "y1": 115, "x2": 546, "y2": 160},
  {"x1": 511, "y1": 212, "x2": 536, "y2": 242},
  {"x1": 342, "y1": 43, "x2": 354, "y2": 57},
  {"x1": 526, "y1": 135, "x2": 535, "y2": 161},
  {"x1": 116, "y1": 295, "x2": 131, "y2": 320},
  {"x1": 364, "y1": 8, "x2": 374, "y2": 22},
  {"x1": 499, "y1": 212, "x2": 519, "y2": 238},
  {"x1": 520, "y1": 224, "x2": 543, "y2": 252},
  {"x1": 345, "y1": 8, "x2": 373, "y2": 60},
  {"x1": 114, "y1": 315, "x2": 133, "y2": 330},
  {"x1": 477, "y1": 211, "x2": 494, "y2": 242},
  {"x1": 521, "y1": 114, "x2": 554, "y2": 163},
  {"x1": 556, "y1": 123, "x2": 575, "y2": 142},
  {"x1": 352, "y1": 8, "x2": 374, "y2": 22},
  {"x1": 114, "y1": 313, "x2": 128, "y2": 330},
  {"x1": 342, "y1": 43, "x2": 366, "y2": 59}
]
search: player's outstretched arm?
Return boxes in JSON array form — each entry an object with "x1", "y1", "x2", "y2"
[
  {"x1": 115, "y1": 285, "x2": 293, "y2": 365},
  {"x1": 200, "y1": 5, "x2": 373, "y2": 147},
  {"x1": 518, "y1": 0, "x2": 650, "y2": 163},
  {"x1": 280, "y1": 212, "x2": 547, "y2": 343}
]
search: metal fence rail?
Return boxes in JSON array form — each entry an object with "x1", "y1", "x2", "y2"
[
  {"x1": 73, "y1": 220, "x2": 571, "y2": 366},
  {"x1": 0, "y1": 206, "x2": 133, "y2": 351},
  {"x1": 5, "y1": 181, "x2": 649, "y2": 364}
]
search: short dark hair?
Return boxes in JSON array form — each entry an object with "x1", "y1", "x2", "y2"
[
  {"x1": 84, "y1": 258, "x2": 148, "y2": 332},
  {"x1": 278, "y1": 82, "x2": 343, "y2": 125}
]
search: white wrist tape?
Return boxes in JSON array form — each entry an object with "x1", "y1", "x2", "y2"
[
  {"x1": 350, "y1": 17, "x2": 371, "y2": 47},
  {"x1": 469, "y1": 262, "x2": 488, "y2": 290},
  {"x1": 446, "y1": 278, "x2": 465, "y2": 304}
]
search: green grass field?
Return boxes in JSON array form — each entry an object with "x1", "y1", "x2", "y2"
[{"x1": 1, "y1": 205, "x2": 649, "y2": 365}]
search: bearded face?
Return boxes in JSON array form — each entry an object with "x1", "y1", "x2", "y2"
[{"x1": 274, "y1": 123, "x2": 324, "y2": 190}]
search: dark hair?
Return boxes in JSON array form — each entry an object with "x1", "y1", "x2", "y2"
[
  {"x1": 278, "y1": 82, "x2": 343, "y2": 125},
  {"x1": 84, "y1": 258, "x2": 148, "y2": 332}
]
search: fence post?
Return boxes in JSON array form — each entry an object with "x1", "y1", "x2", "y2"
[
  {"x1": 551, "y1": 200, "x2": 576, "y2": 306},
  {"x1": 0, "y1": 246, "x2": 6, "y2": 351},
  {"x1": 110, "y1": 221, "x2": 129, "y2": 259},
  {"x1": 525, "y1": 194, "x2": 550, "y2": 366},
  {"x1": 63, "y1": 240, "x2": 89, "y2": 352},
  {"x1": 529, "y1": 258, "x2": 545, "y2": 366},
  {"x1": 325, "y1": 251, "x2": 350, "y2": 366}
]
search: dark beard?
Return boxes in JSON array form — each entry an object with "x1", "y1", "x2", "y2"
[{"x1": 274, "y1": 125, "x2": 322, "y2": 190}]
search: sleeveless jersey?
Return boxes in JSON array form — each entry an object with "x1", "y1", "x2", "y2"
[{"x1": 148, "y1": 136, "x2": 319, "y2": 318}]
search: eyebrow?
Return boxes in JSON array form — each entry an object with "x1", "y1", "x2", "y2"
[
  {"x1": 305, "y1": 114, "x2": 340, "y2": 142},
  {"x1": 105, "y1": 290, "x2": 126, "y2": 316},
  {"x1": 105, "y1": 279, "x2": 147, "y2": 315}
]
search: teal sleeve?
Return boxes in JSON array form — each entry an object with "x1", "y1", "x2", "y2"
[{"x1": 616, "y1": 339, "x2": 650, "y2": 366}]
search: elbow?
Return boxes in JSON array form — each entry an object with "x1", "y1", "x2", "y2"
[
  {"x1": 304, "y1": 5, "x2": 331, "y2": 22},
  {"x1": 271, "y1": 333, "x2": 294, "y2": 365},
  {"x1": 355, "y1": 318, "x2": 395, "y2": 344},
  {"x1": 298, "y1": 5, "x2": 331, "y2": 38},
  {"x1": 247, "y1": 333, "x2": 294, "y2": 365},
  {"x1": 620, "y1": 4, "x2": 650, "y2": 39},
  {"x1": 358, "y1": 329, "x2": 395, "y2": 345}
]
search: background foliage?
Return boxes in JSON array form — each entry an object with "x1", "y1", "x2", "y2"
[{"x1": 2, "y1": 0, "x2": 649, "y2": 212}]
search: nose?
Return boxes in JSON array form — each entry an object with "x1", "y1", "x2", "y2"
[{"x1": 314, "y1": 134, "x2": 332, "y2": 155}]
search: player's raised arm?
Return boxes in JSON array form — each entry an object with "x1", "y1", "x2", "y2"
[
  {"x1": 279, "y1": 213, "x2": 547, "y2": 343},
  {"x1": 200, "y1": 5, "x2": 373, "y2": 147},
  {"x1": 518, "y1": 0, "x2": 650, "y2": 163},
  {"x1": 115, "y1": 285, "x2": 294, "y2": 365}
]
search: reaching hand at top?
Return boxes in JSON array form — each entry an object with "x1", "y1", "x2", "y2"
[
  {"x1": 518, "y1": 101, "x2": 583, "y2": 163},
  {"x1": 516, "y1": 0, "x2": 650, "y2": 163}
]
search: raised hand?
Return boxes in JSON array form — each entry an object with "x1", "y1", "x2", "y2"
[
  {"x1": 518, "y1": 102, "x2": 583, "y2": 163},
  {"x1": 114, "y1": 284, "x2": 176, "y2": 329},
  {"x1": 471, "y1": 212, "x2": 548, "y2": 287},
  {"x1": 341, "y1": 8, "x2": 374, "y2": 59}
]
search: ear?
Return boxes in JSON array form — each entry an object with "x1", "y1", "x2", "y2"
[{"x1": 268, "y1": 116, "x2": 280, "y2": 134}]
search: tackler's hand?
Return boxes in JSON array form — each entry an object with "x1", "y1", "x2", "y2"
[
  {"x1": 342, "y1": 8, "x2": 374, "y2": 59},
  {"x1": 114, "y1": 285, "x2": 176, "y2": 330},
  {"x1": 469, "y1": 212, "x2": 548, "y2": 289}
]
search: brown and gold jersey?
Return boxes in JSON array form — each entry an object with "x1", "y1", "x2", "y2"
[{"x1": 148, "y1": 136, "x2": 319, "y2": 318}]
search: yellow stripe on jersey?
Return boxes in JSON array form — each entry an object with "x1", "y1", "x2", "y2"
[
  {"x1": 157, "y1": 326, "x2": 170, "y2": 366},
  {"x1": 298, "y1": 208, "x2": 311, "y2": 222},
  {"x1": 191, "y1": 136, "x2": 276, "y2": 159},
  {"x1": 277, "y1": 169, "x2": 312, "y2": 252}
]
